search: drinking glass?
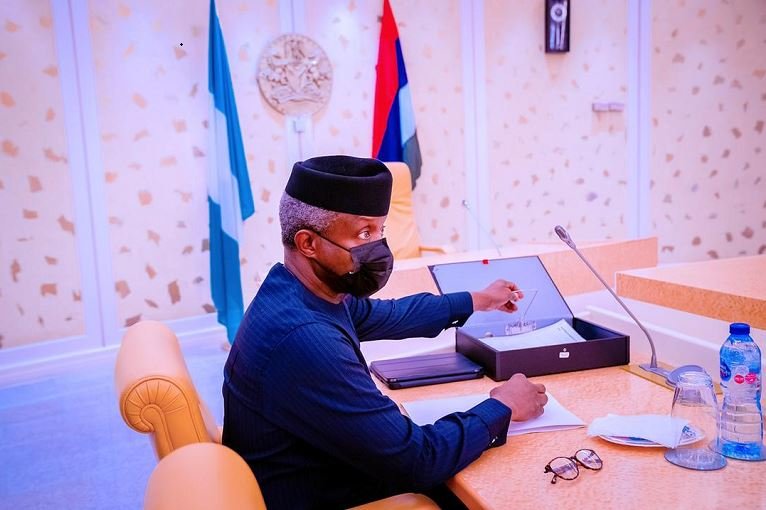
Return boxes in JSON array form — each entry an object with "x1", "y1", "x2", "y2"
[{"x1": 664, "y1": 371, "x2": 727, "y2": 470}]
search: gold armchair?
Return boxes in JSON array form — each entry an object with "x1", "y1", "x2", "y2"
[
  {"x1": 144, "y1": 443, "x2": 267, "y2": 510},
  {"x1": 114, "y1": 321, "x2": 438, "y2": 509},
  {"x1": 384, "y1": 162, "x2": 455, "y2": 260}
]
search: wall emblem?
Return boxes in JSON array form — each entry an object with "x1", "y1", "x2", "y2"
[{"x1": 257, "y1": 34, "x2": 333, "y2": 116}]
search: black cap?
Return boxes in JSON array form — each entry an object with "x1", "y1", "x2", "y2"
[{"x1": 285, "y1": 156, "x2": 392, "y2": 216}]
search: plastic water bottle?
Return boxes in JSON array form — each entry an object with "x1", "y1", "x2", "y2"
[{"x1": 718, "y1": 322, "x2": 764, "y2": 460}]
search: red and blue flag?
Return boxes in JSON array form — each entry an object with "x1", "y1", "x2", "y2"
[{"x1": 372, "y1": 0, "x2": 422, "y2": 188}]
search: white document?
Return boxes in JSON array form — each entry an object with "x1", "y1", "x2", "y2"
[
  {"x1": 402, "y1": 392, "x2": 585, "y2": 437},
  {"x1": 478, "y1": 319, "x2": 587, "y2": 351}
]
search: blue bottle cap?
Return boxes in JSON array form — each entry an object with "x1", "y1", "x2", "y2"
[{"x1": 729, "y1": 323, "x2": 750, "y2": 335}]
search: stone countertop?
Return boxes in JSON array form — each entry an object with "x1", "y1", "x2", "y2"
[{"x1": 616, "y1": 255, "x2": 766, "y2": 330}]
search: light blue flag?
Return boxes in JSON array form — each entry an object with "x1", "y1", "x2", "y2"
[{"x1": 207, "y1": 0, "x2": 254, "y2": 344}]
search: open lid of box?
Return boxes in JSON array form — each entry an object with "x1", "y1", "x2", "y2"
[{"x1": 428, "y1": 256, "x2": 574, "y2": 329}]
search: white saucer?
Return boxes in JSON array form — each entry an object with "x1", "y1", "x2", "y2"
[{"x1": 600, "y1": 426, "x2": 702, "y2": 448}]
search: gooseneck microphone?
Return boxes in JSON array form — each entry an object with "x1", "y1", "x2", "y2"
[
  {"x1": 462, "y1": 200, "x2": 502, "y2": 257},
  {"x1": 553, "y1": 225, "x2": 703, "y2": 386}
]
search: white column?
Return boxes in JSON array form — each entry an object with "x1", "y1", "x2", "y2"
[
  {"x1": 52, "y1": 0, "x2": 120, "y2": 346},
  {"x1": 460, "y1": 0, "x2": 491, "y2": 251},
  {"x1": 279, "y1": 0, "x2": 313, "y2": 162},
  {"x1": 627, "y1": 0, "x2": 652, "y2": 238}
]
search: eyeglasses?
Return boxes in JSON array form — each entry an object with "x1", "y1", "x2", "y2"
[{"x1": 544, "y1": 449, "x2": 603, "y2": 484}]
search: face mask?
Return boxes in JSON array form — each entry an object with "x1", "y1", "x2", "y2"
[{"x1": 314, "y1": 234, "x2": 394, "y2": 298}]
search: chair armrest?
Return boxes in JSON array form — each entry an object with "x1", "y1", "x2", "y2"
[
  {"x1": 144, "y1": 443, "x2": 266, "y2": 510},
  {"x1": 351, "y1": 493, "x2": 440, "y2": 510},
  {"x1": 118, "y1": 376, "x2": 215, "y2": 459},
  {"x1": 115, "y1": 321, "x2": 219, "y2": 459}
]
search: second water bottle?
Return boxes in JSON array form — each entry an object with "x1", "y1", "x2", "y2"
[{"x1": 718, "y1": 322, "x2": 764, "y2": 461}]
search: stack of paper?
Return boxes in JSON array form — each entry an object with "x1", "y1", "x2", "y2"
[
  {"x1": 478, "y1": 319, "x2": 587, "y2": 351},
  {"x1": 402, "y1": 392, "x2": 585, "y2": 436}
]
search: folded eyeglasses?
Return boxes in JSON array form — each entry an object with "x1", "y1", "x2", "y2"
[{"x1": 544, "y1": 449, "x2": 603, "y2": 484}]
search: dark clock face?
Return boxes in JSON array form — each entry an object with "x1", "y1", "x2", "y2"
[{"x1": 547, "y1": 0, "x2": 570, "y2": 52}]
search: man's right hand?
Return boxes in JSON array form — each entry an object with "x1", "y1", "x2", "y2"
[{"x1": 489, "y1": 373, "x2": 548, "y2": 421}]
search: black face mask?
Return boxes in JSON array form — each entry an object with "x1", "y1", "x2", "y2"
[{"x1": 314, "y1": 234, "x2": 394, "y2": 298}]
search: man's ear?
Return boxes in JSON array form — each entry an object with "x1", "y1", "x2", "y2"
[{"x1": 293, "y1": 229, "x2": 318, "y2": 258}]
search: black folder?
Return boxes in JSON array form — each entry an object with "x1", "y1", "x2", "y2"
[{"x1": 370, "y1": 352, "x2": 484, "y2": 389}]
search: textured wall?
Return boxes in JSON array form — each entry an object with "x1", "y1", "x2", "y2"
[
  {"x1": 3, "y1": 0, "x2": 765, "y2": 350},
  {"x1": 304, "y1": 0, "x2": 378, "y2": 158},
  {"x1": 0, "y1": 0, "x2": 85, "y2": 348},
  {"x1": 393, "y1": 0, "x2": 469, "y2": 248},
  {"x1": 88, "y1": 0, "x2": 285, "y2": 326},
  {"x1": 651, "y1": 0, "x2": 766, "y2": 262},
  {"x1": 91, "y1": 0, "x2": 468, "y2": 329},
  {"x1": 485, "y1": 0, "x2": 630, "y2": 245},
  {"x1": 305, "y1": 0, "x2": 468, "y2": 249}
]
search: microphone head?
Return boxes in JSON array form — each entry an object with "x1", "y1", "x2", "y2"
[{"x1": 554, "y1": 225, "x2": 576, "y2": 249}]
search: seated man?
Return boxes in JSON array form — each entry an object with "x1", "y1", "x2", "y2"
[{"x1": 223, "y1": 155, "x2": 548, "y2": 509}]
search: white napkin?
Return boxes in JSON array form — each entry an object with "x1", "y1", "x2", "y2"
[{"x1": 587, "y1": 414, "x2": 689, "y2": 448}]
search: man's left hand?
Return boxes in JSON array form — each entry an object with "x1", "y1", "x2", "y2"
[{"x1": 470, "y1": 279, "x2": 523, "y2": 313}]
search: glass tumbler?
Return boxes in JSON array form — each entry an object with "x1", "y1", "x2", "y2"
[{"x1": 664, "y1": 371, "x2": 727, "y2": 470}]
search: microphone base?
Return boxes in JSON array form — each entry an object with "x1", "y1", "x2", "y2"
[
  {"x1": 639, "y1": 362, "x2": 710, "y2": 387},
  {"x1": 638, "y1": 362, "x2": 670, "y2": 381},
  {"x1": 626, "y1": 363, "x2": 711, "y2": 390}
]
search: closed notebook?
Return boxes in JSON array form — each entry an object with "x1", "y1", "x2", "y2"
[{"x1": 370, "y1": 352, "x2": 484, "y2": 389}]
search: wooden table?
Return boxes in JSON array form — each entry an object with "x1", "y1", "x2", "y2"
[{"x1": 376, "y1": 367, "x2": 766, "y2": 510}]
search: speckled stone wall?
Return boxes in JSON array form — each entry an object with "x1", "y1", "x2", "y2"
[
  {"x1": 88, "y1": 0, "x2": 285, "y2": 327},
  {"x1": 2, "y1": 0, "x2": 764, "y2": 350},
  {"x1": 484, "y1": 0, "x2": 630, "y2": 245},
  {"x1": 305, "y1": 0, "x2": 469, "y2": 248},
  {"x1": 0, "y1": 0, "x2": 86, "y2": 348},
  {"x1": 89, "y1": 0, "x2": 468, "y2": 329},
  {"x1": 651, "y1": 0, "x2": 766, "y2": 262}
]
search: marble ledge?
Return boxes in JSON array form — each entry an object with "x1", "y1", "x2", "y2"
[{"x1": 616, "y1": 254, "x2": 766, "y2": 330}]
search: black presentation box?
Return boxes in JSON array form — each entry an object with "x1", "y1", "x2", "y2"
[{"x1": 429, "y1": 256, "x2": 630, "y2": 381}]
